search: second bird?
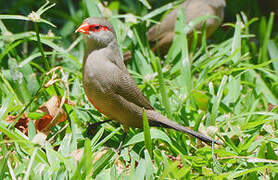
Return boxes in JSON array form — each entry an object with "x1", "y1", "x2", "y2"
[{"x1": 147, "y1": 0, "x2": 226, "y2": 56}]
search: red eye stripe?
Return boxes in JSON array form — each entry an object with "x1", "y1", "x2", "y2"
[{"x1": 88, "y1": 24, "x2": 111, "y2": 32}]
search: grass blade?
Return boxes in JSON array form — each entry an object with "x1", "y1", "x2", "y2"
[
  {"x1": 85, "y1": 0, "x2": 102, "y2": 17},
  {"x1": 258, "y1": 13, "x2": 274, "y2": 64},
  {"x1": 23, "y1": 148, "x2": 38, "y2": 180},
  {"x1": 142, "y1": 108, "x2": 152, "y2": 158},
  {"x1": 155, "y1": 58, "x2": 171, "y2": 118},
  {"x1": 231, "y1": 15, "x2": 242, "y2": 64},
  {"x1": 267, "y1": 40, "x2": 278, "y2": 76},
  {"x1": 210, "y1": 75, "x2": 228, "y2": 125}
]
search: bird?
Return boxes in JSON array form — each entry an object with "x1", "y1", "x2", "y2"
[
  {"x1": 76, "y1": 17, "x2": 222, "y2": 149},
  {"x1": 124, "y1": 0, "x2": 225, "y2": 60}
]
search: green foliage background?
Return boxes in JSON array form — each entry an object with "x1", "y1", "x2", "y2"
[{"x1": 1, "y1": 0, "x2": 278, "y2": 179}]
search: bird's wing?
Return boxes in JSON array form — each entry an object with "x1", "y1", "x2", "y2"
[
  {"x1": 108, "y1": 53, "x2": 154, "y2": 110},
  {"x1": 109, "y1": 46, "x2": 130, "y2": 74},
  {"x1": 115, "y1": 72, "x2": 154, "y2": 110}
]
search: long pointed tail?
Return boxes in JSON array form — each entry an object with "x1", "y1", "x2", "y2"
[{"x1": 148, "y1": 111, "x2": 223, "y2": 145}]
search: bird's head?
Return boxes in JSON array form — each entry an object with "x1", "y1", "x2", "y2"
[{"x1": 76, "y1": 17, "x2": 116, "y2": 49}]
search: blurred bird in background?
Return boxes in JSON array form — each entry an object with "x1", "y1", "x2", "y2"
[{"x1": 147, "y1": 0, "x2": 226, "y2": 56}]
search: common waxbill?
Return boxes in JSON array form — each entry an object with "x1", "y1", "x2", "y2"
[
  {"x1": 123, "y1": 0, "x2": 225, "y2": 59},
  {"x1": 76, "y1": 17, "x2": 222, "y2": 147}
]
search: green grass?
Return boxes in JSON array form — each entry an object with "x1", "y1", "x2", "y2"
[{"x1": 1, "y1": 0, "x2": 278, "y2": 179}]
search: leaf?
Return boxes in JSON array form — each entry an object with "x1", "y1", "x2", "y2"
[
  {"x1": 258, "y1": 13, "x2": 274, "y2": 63},
  {"x1": 72, "y1": 139, "x2": 93, "y2": 179},
  {"x1": 0, "y1": 15, "x2": 30, "y2": 21},
  {"x1": 231, "y1": 15, "x2": 242, "y2": 64},
  {"x1": 267, "y1": 40, "x2": 278, "y2": 76},
  {"x1": 85, "y1": 0, "x2": 102, "y2": 17},
  {"x1": 155, "y1": 58, "x2": 171, "y2": 117},
  {"x1": 0, "y1": 121, "x2": 48, "y2": 164},
  {"x1": 143, "y1": 2, "x2": 177, "y2": 21},
  {"x1": 228, "y1": 165, "x2": 272, "y2": 179},
  {"x1": 27, "y1": 120, "x2": 36, "y2": 140},
  {"x1": 142, "y1": 108, "x2": 152, "y2": 158},
  {"x1": 92, "y1": 149, "x2": 115, "y2": 178},
  {"x1": 0, "y1": 15, "x2": 56, "y2": 27},
  {"x1": 125, "y1": 129, "x2": 171, "y2": 146},
  {"x1": 5, "y1": 114, "x2": 29, "y2": 135},
  {"x1": 31, "y1": 132, "x2": 47, "y2": 146},
  {"x1": 249, "y1": 69, "x2": 277, "y2": 105},
  {"x1": 35, "y1": 96, "x2": 68, "y2": 133},
  {"x1": 28, "y1": 112, "x2": 45, "y2": 120},
  {"x1": 223, "y1": 75, "x2": 241, "y2": 104},
  {"x1": 210, "y1": 75, "x2": 228, "y2": 125},
  {"x1": 139, "y1": 0, "x2": 151, "y2": 9},
  {"x1": 191, "y1": 90, "x2": 210, "y2": 111},
  {"x1": 23, "y1": 147, "x2": 38, "y2": 180},
  {"x1": 144, "y1": 150, "x2": 154, "y2": 179},
  {"x1": 58, "y1": 133, "x2": 72, "y2": 156},
  {"x1": 92, "y1": 127, "x2": 121, "y2": 152}
]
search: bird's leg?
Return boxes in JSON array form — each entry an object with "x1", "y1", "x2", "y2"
[
  {"x1": 116, "y1": 132, "x2": 127, "y2": 153},
  {"x1": 86, "y1": 119, "x2": 112, "y2": 136}
]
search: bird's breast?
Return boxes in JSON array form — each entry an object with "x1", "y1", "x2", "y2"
[
  {"x1": 82, "y1": 53, "x2": 120, "y2": 119},
  {"x1": 83, "y1": 58, "x2": 114, "y2": 98}
]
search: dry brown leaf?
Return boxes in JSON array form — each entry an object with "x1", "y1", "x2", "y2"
[
  {"x1": 4, "y1": 94, "x2": 74, "y2": 137},
  {"x1": 5, "y1": 114, "x2": 29, "y2": 135},
  {"x1": 35, "y1": 95, "x2": 68, "y2": 133},
  {"x1": 35, "y1": 114, "x2": 53, "y2": 131}
]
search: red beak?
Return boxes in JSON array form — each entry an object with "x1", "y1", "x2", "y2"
[{"x1": 75, "y1": 22, "x2": 90, "y2": 34}]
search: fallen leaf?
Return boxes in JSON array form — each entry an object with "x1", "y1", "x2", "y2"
[
  {"x1": 4, "y1": 96, "x2": 74, "y2": 136},
  {"x1": 35, "y1": 95, "x2": 68, "y2": 133},
  {"x1": 35, "y1": 114, "x2": 53, "y2": 131},
  {"x1": 5, "y1": 114, "x2": 29, "y2": 135}
]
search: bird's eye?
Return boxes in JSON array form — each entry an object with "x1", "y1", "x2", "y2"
[{"x1": 95, "y1": 25, "x2": 100, "y2": 30}]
